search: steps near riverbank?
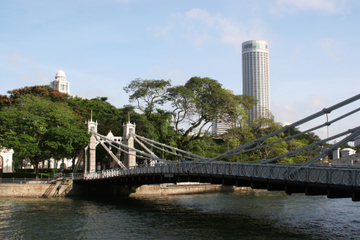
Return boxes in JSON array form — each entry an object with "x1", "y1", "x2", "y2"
[{"x1": 0, "y1": 182, "x2": 251, "y2": 198}]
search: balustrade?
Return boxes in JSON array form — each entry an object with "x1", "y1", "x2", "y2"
[{"x1": 81, "y1": 162, "x2": 360, "y2": 188}]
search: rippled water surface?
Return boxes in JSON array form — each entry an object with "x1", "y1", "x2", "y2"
[{"x1": 0, "y1": 191, "x2": 359, "y2": 239}]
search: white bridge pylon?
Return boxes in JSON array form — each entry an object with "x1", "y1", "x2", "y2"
[{"x1": 84, "y1": 115, "x2": 205, "y2": 173}]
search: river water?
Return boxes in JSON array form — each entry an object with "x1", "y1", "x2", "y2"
[{"x1": 0, "y1": 191, "x2": 359, "y2": 239}]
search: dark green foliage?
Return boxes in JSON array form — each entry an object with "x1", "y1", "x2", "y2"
[
  {"x1": 123, "y1": 78, "x2": 171, "y2": 117},
  {"x1": 0, "y1": 76, "x2": 327, "y2": 173},
  {"x1": 162, "y1": 77, "x2": 256, "y2": 149},
  {"x1": 219, "y1": 117, "x2": 326, "y2": 163},
  {"x1": 0, "y1": 96, "x2": 89, "y2": 178}
]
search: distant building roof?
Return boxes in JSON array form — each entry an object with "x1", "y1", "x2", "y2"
[{"x1": 56, "y1": 70, "x2": 66, "y2": 78}]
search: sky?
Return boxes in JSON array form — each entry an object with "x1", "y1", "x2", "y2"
[{"x1": 1, "y1": 0, "x2": 360, "y2": 141}]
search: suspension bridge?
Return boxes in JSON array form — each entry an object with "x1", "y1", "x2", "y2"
[{"x1": 73, "y1": 93, "x2": 360, "y2": 201}]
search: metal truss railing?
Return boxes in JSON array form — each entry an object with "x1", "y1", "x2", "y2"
[
  {"x1": 0, "y1": 177, "x2": 51, "y2": 184},
  {"x1": 83, "y1": 162, "x2": 360, "y2": 187}
]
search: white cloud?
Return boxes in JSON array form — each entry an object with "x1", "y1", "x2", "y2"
[
  {"x1": 148, "y1": 23, "x2": 174, "y2": 39},
  {"x1": 272, "y1": 0, "x2": 349, "y2": 14},
  {"x1": 149, "y1": 8, "x2": 267, "y2": 50},
  {"x1": 146, "y1": 65, "x2": 186, "y2": 85},
  {"x1": 318, "y1": 38, "x2": 338, "y2": 60},
  {"x1": 1, "y1": 52, "x2": 49, "y2": 85},
  {"x1": 7, "y1": 52, "x2": 34, "y2": 66},
  {"x1": 20, "y1": 71, "x2": 49, "y2": 85},
  {"x1": 308, "y1": 94, "x2": 328, "y2": 109},
  {"x1": 272, "y1": 94, "x2": 329, "y2": 126},
  {"x1": 272, "y1": 94, "x2": 330, "y2": 139}
]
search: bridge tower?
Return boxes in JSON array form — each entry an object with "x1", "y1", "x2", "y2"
[
  {"x1": 84, "y1": 115, "x2": 98, "y2": 173},
  {"x1": 123, "y1": 118, "x2": 137, "y2": 167}
]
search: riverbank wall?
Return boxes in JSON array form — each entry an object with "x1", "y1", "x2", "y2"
[
  {"x1": 0, "y1": 182, "x2": 252, "y2": 198},
  {"x1": 133, "y1": 183, "x2": 251, "y2": 196},
  {"x1": 0, "y1": 184, "x2": 50, "y2": 198}
]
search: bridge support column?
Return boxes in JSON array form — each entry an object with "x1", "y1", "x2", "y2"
[
  {"x1": 267, "y1": 181, "x2": 285, "y2": 191},
  {"x1": 327, "y1": 188, "x2": 352, "y2": 198},
  {"x1": 251, "y1": 180, "x2": 268, "y2": 189},
  {"x1": 84, "y1": 135, "x2": 96, "y2": 173},
  {"x1": 352, "y1": 191, "x2": 360, "y2": 201},
  {"x1": 285, "y1": 184, "x2": 305, "y2": 195},
  {"x1": 305, "y1": 186, "x2": 327, "y2": 196},
  {"x1": 88, "y1": 135, "x2": 96, "y2": 173},
  {"x1": 85, "y1": 116, "x2": 98, "y2": 173},
  {"x1": 123, "y1": 120, "x2": 136, "y2": 167}
]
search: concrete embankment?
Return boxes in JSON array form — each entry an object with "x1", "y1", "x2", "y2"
[
  {"x1": 0, "y1": 184, "x2": 50, "y2": 198},
  {"x1": 0, "y1": 182, "x2": 252, "y2": 198},
  {"x1": 0, "y1": 180, "x2": 80, "y2": 198},
  {"x1": 133, "y1": 183, "x2": 251, "y2": 196}
]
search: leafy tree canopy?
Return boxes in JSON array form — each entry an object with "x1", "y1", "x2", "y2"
[
  {"x1": 0, "y1": 85, "x2": 69, "y2": 109},
  {"x1": 166, "y1": 77, "x2": 256, "y2": 148},
  {"x1": 123, "y1": 78, "x2": 171, "y2": 117},
  {"x1": 0, "y1": 96, "x2": 89, "y2": 177}
]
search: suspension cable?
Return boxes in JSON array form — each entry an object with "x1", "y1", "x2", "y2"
[
  {"x1": 133, "y1": 134, "x2": 199, "y2": 160},
  {"x1": 133, "y1": 133, "x2": 205, "y2": 159},
  {"x1": 93, "y1": 132, "x2": 168, "y2": 163},
  {"x1": 204, "y1": 94, "x2": 360, "y2": 162}
]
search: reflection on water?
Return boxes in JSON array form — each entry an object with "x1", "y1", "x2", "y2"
[{"x1": 0, "y1": 191, "x2": 359, "y2": 239}]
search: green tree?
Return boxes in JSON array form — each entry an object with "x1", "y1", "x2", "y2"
[
  {"x1": 0, "y1": 96, "x2": 89, "y2": 178},
  {"x1": 166, "y1": 77, "x2": 255, "y2": 149},
  {"x1": 0, "y1": 85, "x2": 69, "y2": 110},
  {"x1": 123, "y1": 79, "x2": 176, "y2": 145},
  {"x1": 123, "y1": 78, "x2": 171, "y2": 118},
  {"x1": 68, "y1": 96, "x2": 123, "y2": 136}
]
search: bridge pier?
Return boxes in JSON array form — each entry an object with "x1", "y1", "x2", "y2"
[
  {"x1": 267, "y1": 181, "x2": 285, "y2": 191},
  {"x1": 251, "y1": 180, "x2": 267, "y2": 189},
  {"x1": 305, "y1": 185, "x2": 327, "y2": 196},
  {"x1": 285, "y1": 183, "x2": 305, "y2": 195},
  {"x1": 352, "y1": 191, "x2": 360, "y2": 201},
  {"x1": 210, "y1": 177, "x2": 222, "y2": 184},
  {"x1": 222, "y1": 177, "x2": 236, "y2": 186},
  {"x1": 327, "y1": 188, "x2": 352, "y2": 199},
  {"x1": 235, "y1": 178, "x2": 251, "y2": 187}
]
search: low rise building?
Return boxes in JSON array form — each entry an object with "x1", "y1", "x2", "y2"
[{"x1": 0, "y1": 148, "x2": 14, "y2": 173}]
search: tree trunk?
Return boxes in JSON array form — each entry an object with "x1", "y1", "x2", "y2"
[
  {"x1": 34, "y1": 159, "x2": 39, "y2": 180},
  {"x1": 72, "y1": 157, "x2": 76, "y2": 170}
]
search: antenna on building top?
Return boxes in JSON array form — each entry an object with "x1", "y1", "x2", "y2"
[{"x1": 91, "y1": 110, "x2": 93, "y2": 122}]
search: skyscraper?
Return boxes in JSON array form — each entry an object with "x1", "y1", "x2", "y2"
[
  {"x1": 242, "y1": 40, "x2": 270, "y2": 122},
  {"x1": 50, "y1": 70, "x2": 70, "y2": 95}
]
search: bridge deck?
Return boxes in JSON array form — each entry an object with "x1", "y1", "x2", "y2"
[{"x1": 74, "y1": 163, "x2": 360, "y2": 201}]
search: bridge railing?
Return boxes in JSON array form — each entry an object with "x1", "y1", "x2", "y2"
[
  {"x1": 82, "y1": 162, "x2": 360, "y2": 187},
  {"x1": 0, "y1": 177, "x2": 51, "y2": 184}
]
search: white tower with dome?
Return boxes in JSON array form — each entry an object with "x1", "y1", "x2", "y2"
[{"x1": 50, "y1": 70, "x2": 70, "y2": 95}]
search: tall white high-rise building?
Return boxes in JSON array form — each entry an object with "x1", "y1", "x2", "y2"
[
  {"x1": 50, "y1": 70, "x2": 70, "y2": 95},
  {"x1": 242, "y1": 40, "x2": 270, "y2": 122}
]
